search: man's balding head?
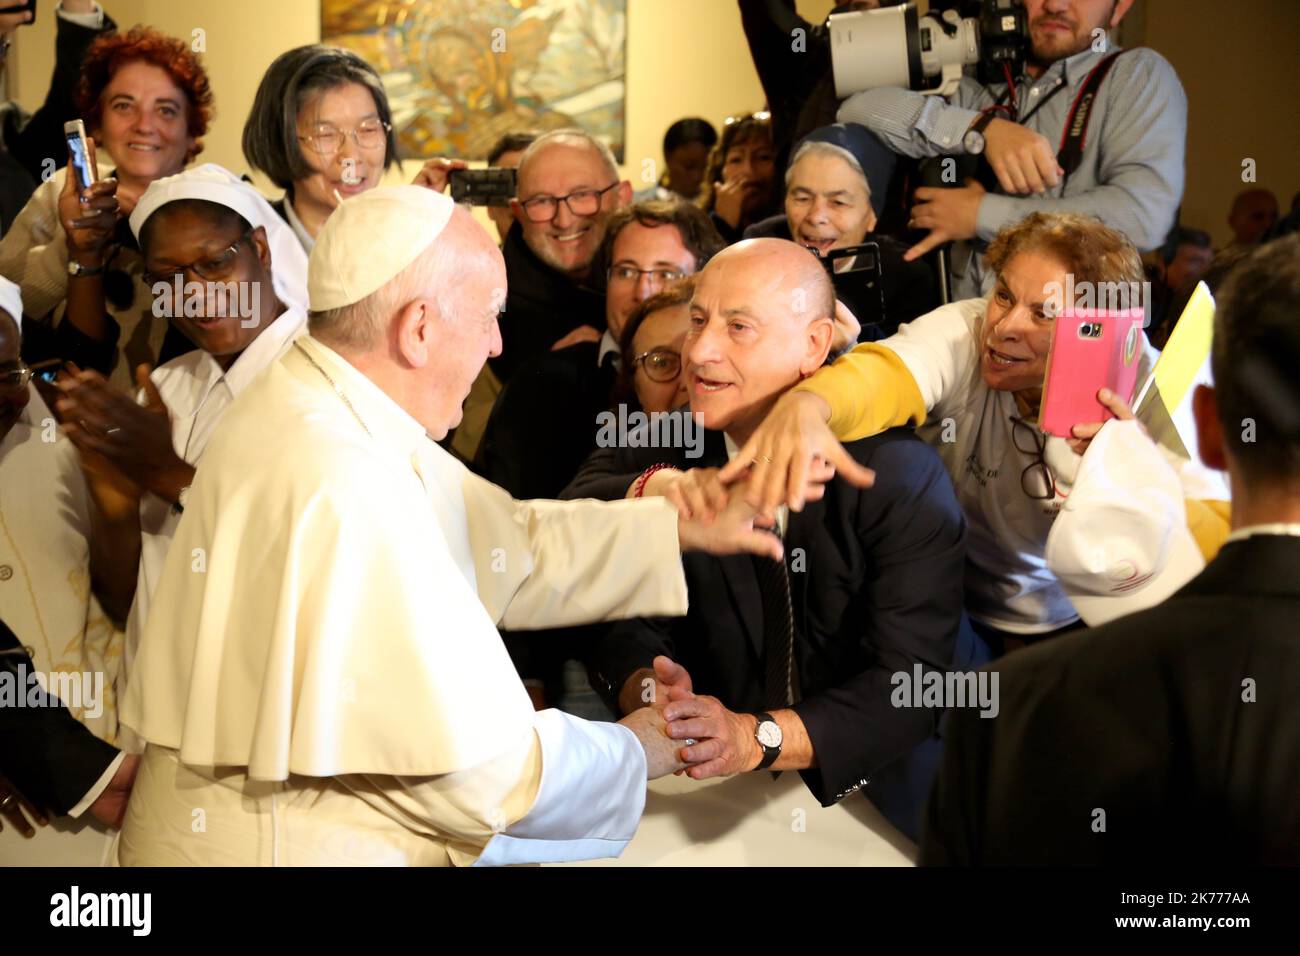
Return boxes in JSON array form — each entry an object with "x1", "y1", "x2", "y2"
[
  {"x1": 512, "y1": 128, "x2": 631, "y2": 280},
  {"x1": 684, "y1": 239, "x2": 835, "y2": 442},
  {"x1": 1230, "y1": 188, "x2": 1280, "y2": 246}
]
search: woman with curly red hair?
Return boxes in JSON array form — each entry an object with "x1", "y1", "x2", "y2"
[{"x1": 0, "y1": 25, "x2": 213, "y2": 389}]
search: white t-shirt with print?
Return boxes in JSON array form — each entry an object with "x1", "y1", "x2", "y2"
[{"x1": 880, "y1": 298, "x2": 1156, "y2": 634}]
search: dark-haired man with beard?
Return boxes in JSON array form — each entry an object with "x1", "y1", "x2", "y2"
[{"x1": 838, "y1": 0, "x2": 1186, "y2": 299}]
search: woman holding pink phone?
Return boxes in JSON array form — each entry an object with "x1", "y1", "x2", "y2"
[
  {"x1": 718, "y1": 212, "x2": 1226, "y2": 654},
  {"x1": 0, "y1": 25, "x2": 212, "y2": 390}
]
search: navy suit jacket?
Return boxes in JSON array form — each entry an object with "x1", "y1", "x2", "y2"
[
  {"x1": 562, "y1": 417, "x2": 985, "y2": 826},
  {"x1": 922, "y1": 534, "x2": 1300, "y2": 865}
]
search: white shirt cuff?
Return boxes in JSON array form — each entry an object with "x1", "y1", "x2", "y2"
[
  {"x1": 56, "y1": 2, "x2": 105, "y2": 28},
  {"x1": 474, "y1": 710, "x2": 646, "y2": 865},
  {"x1": 66, "y1": 749, "x2": 124, "y2": 819}
]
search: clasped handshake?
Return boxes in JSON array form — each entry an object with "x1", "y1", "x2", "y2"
[
  {"x1": 617, "y1": 433, "x2": 878, "y2": 783},
  {"x1": 617, "y1": 656, "x2": 765, "y2": 782}
]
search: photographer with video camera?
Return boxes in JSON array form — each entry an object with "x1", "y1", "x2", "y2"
[{"x1": 835, "y1": 0, "x2": 1186, "y2": 300}]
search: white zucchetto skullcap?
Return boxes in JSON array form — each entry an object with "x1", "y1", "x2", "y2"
[{"x1": 307, "y1": 185, "x2": 455, "y2": 311}]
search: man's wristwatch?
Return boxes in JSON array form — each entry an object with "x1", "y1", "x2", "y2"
[
  {"x1": 963, "y1": 112, "x2": 996, "y2": 155},
  {"x1": 751, "y1": 712, "x2": 783, "y2": 770},
  {"x1": 67, "y1": 259, "x2": 105, "y2": 278}
]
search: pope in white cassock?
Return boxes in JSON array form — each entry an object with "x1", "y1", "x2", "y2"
[{"x1": 116, "y1": 186, "x2": 783, "y2": 866}]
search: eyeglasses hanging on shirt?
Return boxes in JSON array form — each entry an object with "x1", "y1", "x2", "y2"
[{"x1": 1010, "y1": 416, "x2": 1057, "y2": 501}]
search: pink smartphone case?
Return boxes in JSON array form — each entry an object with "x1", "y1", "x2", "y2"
[{"x1": 1039, "y1": 310, "x2": 1144, "y2": 438}]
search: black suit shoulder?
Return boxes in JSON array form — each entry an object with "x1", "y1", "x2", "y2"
[
  {"x1": 476, "y1": 343, "x2": 614, "y2": 498},
  {"x1": 924, "y1": 538, "x2": 1300, "y2": 865},
  {"x1": 838, "y1": 428, "x2": 964, "y2": 528}
]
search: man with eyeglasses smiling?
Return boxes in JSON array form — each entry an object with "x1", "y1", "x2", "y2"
[
  {"x1": 477, "y1": 199, "x2": 723, "y2": 501},
  {"x1": 474, "y1": 200, "x2": 724, "y2": 712},
  {"x1": 490, "y1": 129, "x2": 633, "y2": 384}
]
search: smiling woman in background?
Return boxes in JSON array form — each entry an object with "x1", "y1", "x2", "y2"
[
  {"x1": 243, "y1": 44, "x2": 462, "y2": 253},
  {"x1": 242, "y1": 46, "x2": 399, "y2": 252},
  {"x1": 0, "y1": 25, "x2": 213, "y2": 390}
]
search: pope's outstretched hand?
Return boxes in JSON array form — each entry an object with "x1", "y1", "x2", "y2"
[{"x1": 675, "y1": 484, "x2": 784, "y2": 562}]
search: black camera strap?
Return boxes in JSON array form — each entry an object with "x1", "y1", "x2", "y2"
[{"x1": 1056, "y1": 49, "x2": 1130, "y2": 188}]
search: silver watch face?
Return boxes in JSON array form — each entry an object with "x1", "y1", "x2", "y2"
[
  {"x1": 964, "y1": 130, "x2": 985, "y2": 154},
  {"x1": 756, "y1": 720, "x2": 782, "y2": 749}
]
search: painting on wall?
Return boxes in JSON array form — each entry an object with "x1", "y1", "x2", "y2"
[{"x1": 321, "y1": 0, "x2": 627, "y2": 161}]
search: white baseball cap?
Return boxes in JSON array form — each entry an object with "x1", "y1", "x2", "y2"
[
  {"x1": 0, "y1": 276, "x2": 21, "y2": 331},
  {"x1": 307, "y1": 185, "x2": 454, "y2": 311},
  {"x1": 1046, "y1": 420, "x2": 1205, "y2": 626}
]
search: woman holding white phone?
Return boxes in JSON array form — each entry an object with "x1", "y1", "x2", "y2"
[{"x1": 0, "y1": 24, "x2": 212, "y2": 390}]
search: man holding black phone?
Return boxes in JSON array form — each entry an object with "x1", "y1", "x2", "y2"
[{"x1": 838, "y1": 0, "x2": 1186, "y2": 299}]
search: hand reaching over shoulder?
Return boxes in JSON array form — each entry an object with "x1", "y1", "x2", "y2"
[
  {"x1": 675, "y1": 484, "x2": 783, "y2": 561},
  {"x1": 718, "y1": 389, "x2": 874, "y2": 514}
]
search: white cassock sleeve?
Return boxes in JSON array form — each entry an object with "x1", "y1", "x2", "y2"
[
  {"x1": 345, "y1": 710, "x2": 645, "y2": 866},
  {"x1": 481, "y1": 710, "x2": 645, "y2": 865},
  {"x1": 458, "y1": 472, "x2": 690, "y2": 629}
]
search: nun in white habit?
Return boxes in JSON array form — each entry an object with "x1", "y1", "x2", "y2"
[
  {"x1": 115, "y1": 186, "x2": 782, "y2": 866},
  {"x1": 53, "y1": 164, "x2": 311, "y2": 726}
]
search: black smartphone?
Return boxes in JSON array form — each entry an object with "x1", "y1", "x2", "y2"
[
  {"x1": 449, "y1": 167, "x2": 517, "y2": 207},
  {"x1": 823, "y1": 241, "x2": 886, "y2": 330},
  {"x1": 0, "y1": 1, "x2": 36, "y2": 17},
  {"x1": 64, "y1": 119, "x2": 97, "y2": 191}
]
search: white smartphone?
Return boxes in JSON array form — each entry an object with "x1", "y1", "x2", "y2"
[{"x1": 64, "y1": 119, "x2": 98, "y2": 191}]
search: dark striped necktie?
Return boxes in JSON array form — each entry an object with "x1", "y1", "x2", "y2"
[{"x1": 754, "y1": 531, "x2": 796, "y2": 711}]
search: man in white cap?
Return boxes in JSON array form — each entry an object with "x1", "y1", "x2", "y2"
[
  {"x1": 0, "y1": 275, "x2": 138, "y2": 864},
  {"x1": 116, "y1": 186, "x2": 784, "y2": 866},
  {"x1": 52, "y1": 164, "x2": 310, "y2": 703}
]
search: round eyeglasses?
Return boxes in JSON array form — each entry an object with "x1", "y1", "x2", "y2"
[
  {"x1": 519, "y1": 182, "x2": 620, "y2": 223},
  {"x1": 632, "y1": 347, "x2": 682, "y2": 384},
  {"x1": 143, "y1": 230, "x2": 254, "y2": 288},
  {"x1": 298, "y1": 120, "x2": 391, "y2": 156}
]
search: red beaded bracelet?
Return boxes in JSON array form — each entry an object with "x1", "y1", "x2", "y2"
[{"x1": 633, "y1": 463, "x2": 678, "y2": 498}]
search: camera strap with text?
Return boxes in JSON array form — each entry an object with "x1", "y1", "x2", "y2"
[{"x1": 1056, "y1": 49, "x2": 1131, "y2": 189}]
